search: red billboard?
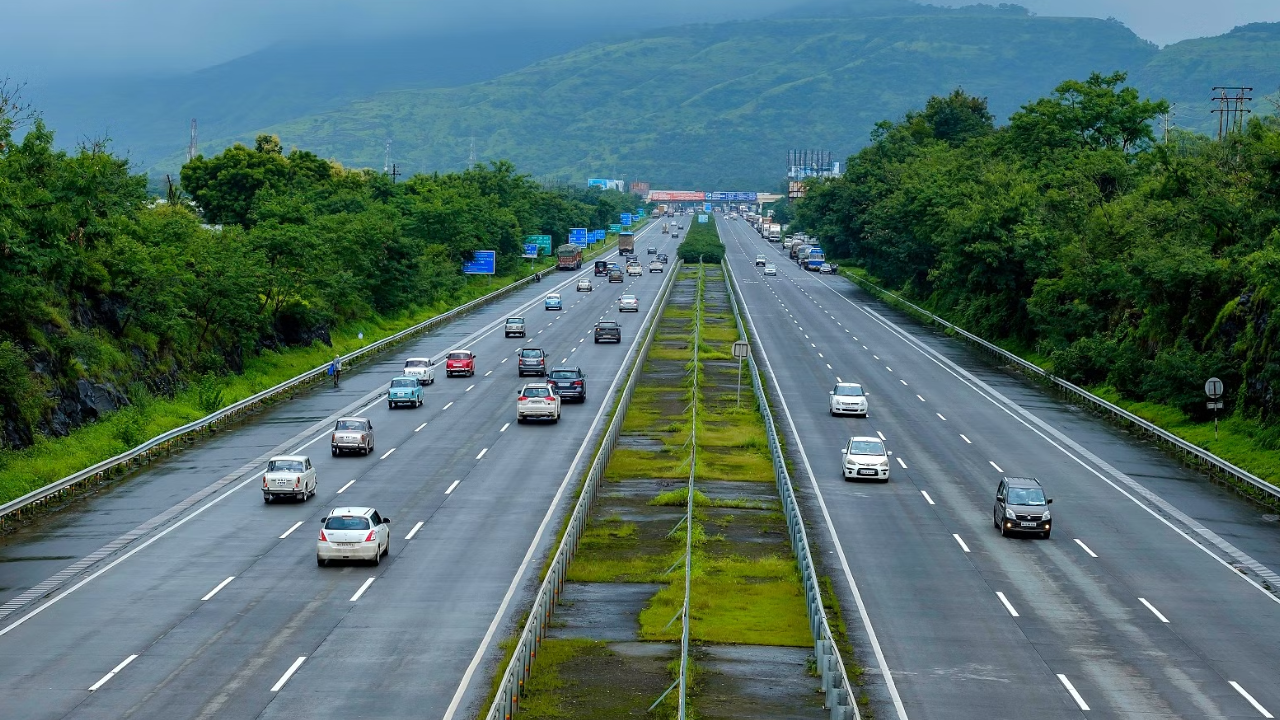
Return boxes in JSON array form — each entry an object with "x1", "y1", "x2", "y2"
[{"x1": 647, "y1": 190, "x2": 706, "y2": 202}]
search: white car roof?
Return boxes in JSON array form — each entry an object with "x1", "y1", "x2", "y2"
[
  {"x1": 835, "y1": 382, "x2": 863, "y2": 388},
  {"x1": 405, "y1": 357, "x2": 431, "y2": 362},
  {"x1": 446, "y1": 349, "x2": 472, "y2": 355},
  {"x1": 849, "y1": 436, "x2": 882, "y2": 444},
  {"x1": 268, "y1": 455, "x2": 309, "y2": 463},
  {"x1": 327, "y1": 507, "x2": 374, "y2": 517},
  {"x1": 336, "y1": 416, "x2": 370, "y2": 422},
  {"x1": 522, "y1": 382, "x2": 552, "y2": 389},
  {"x1": 546, "y1": 293, "x2": 561, "y2": 298}
]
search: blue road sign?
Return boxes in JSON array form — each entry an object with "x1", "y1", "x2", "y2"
[
  {"x1": 523, "y1": 243, "x2": 539, "y2": 257},
  {"x1": 621, "y1": 213, "x2": 633, "y2": 227},
  {"x1": 569, "y1": 228, "x2": 588, "y2": 245},
  {"x1": 462, "y1": 250, "x2": 496, "y2": 275},
  {"x1": 708, "y1": 191, "x2": 758, "y2": 201}
]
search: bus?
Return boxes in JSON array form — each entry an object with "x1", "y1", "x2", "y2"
[{"x1": 804, "y1": 248, "x2": 825, "y2": 271}]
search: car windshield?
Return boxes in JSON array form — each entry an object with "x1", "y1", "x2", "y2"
[
  {"x1": 834, "y1": 386, "x2": 864, "y2": 396},
  {"x1": 335, "y1": 420, "x2": 367, "y2": 431},
  {"x1": 268, "y1": 459, "x2": 304, "y2": 472},
  {"x1": 325, "y1": 516, "x2": 371, "y2": 531},
  {"x1": 520, "y1": 349, "x2": 543, "y2": 358},
  {"x1": 597, "y1": 322, "x2": 617, "y2": 328},
  {"x1": 391, "y1": 378, "x2": 416, "y2": 388},
  {"x1": 404, "y1": 360, "x2": 429, "y2": 368},
  {"x1": 448, "y1": 352, "x2": 471, "y2": 360},
  {"x1": 550, "y1": 370, "x2": 578, "y2": 379},
  {"x1": 848, "y1": 440, "x2": 885, "y2": 456},
  {"x1": 506, "y1": 318, "x2": 524, "y2": 325},
  {"x1": 622, "y1": 295, "x2": 636, "y2": 302},
  {"x1": 546, "y1": 295, "x2": 560, "y2": 301},
  {"x1": 1007, "y1": 487, "x2": 1047, "y2": 506},
  {"x1": 524, "y1": 387, "x2": 551, "y2": 398}
]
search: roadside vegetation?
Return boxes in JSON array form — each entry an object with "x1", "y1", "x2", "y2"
[
  {"x1": 795, "y1": 72, "x2": 1280, "y2": 487},
  {"x1": 675, "y1": 217, "x2": 726, "y2": 264}
]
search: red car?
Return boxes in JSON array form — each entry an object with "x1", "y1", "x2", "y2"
[{"x1": 445, "y1": 349, "x2": 476, "y2": 377}]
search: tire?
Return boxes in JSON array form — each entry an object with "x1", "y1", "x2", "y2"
[
  {"x1": 552, "y1": 413, "x2": 560, "y2": 424},
  {"x1": 1042, "y1": 530, "x2": 1051, "y2": 540},
  {"x1": 264, "y1": 494, "x2": 272, "y2": 503},
  {"x1": 371, "y1": 549, "x2": 380, "y2": 567},
  {"x1": 382, "y1": 541, "x2": 390, "y2": 558},
  {"x1": 417, "y1": 397, "x2": 423, "y2": 408},
  {"x1": 999, "y1": 521, "x2": 1007, "y2": 537},
  {"x1": 517, "y1": 416, "x2": 525, "y2": 424},
  {"x1": 830, "y1": 409, "x2": 836, "y2": 417},
  {"x1": 317, "y1": 557, "x2": 326, "y2": 567},
  {"x1": 388, "y1": 402, "x2": 393, "y2": 410}
]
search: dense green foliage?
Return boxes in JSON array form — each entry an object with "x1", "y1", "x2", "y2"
[
  {"x1": 677, "y1": 217, "x2": 725, "y2": 264},
  {"x1": 794, "y1": 73, "x2": 1280, "y2": 433},
  {"x1": 0, "y1": 104, "x2": 632, "y2": 449}
]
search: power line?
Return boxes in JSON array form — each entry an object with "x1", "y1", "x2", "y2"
[{"x1": 1211, "y1": 87, "x2": 1252, "y2": 140}]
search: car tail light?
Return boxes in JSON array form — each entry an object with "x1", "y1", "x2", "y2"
[
  {"x1": 573, "y1": 381, "x2": 583, "y2": 386},
  {"x1": 331, "y1": 433, "x2": 336, "y2": 443},
  {"x1": 262, "y1": 475, "x2": 268, "y2": 489},
  {"x1": 360, "y1": 434, "x2": 367, "y2": 442},
  {"x1": 518, "y1": 396, "x2": 528, "y2": 402},
  {"x1": 364, "y1": 530, "x2": 377, "y2": 543},
  {"x1": 319, "y1": 530, "x2": 328, "y2": 542},
  {"x1": 294, "y1": 476, "x2": 301, "y2": 488}
]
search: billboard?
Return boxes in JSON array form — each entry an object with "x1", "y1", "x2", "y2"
[
  {"x1": 630, "y1": 181, "x2": 650, "y2": 196},
  {"x1": 569, "y1": 228, "x2": 588, "y2": 245},
  {"x1": 463, "y1": 250, "x2": 496, "y2": 275},
  {"x1": 647, "y1": 190, "x2": 706, "y2": 202},
  {"x1": 527, "y1": 234, "x2": 553, "y2": 255},
  {"x1": 588, "y1": 178, "x2": 625, "y2": 191},
  {"x1": 788, "y1": 182, "x2": 807, "y2": 199},
  {"x1": 620, "y1": 213, "x2": 633, "y2": 227},
  {"x1": 708, "y1": 191, "x2": 758, "y2": 202}
]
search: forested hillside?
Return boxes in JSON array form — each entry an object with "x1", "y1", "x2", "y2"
[
  {"x1": 0, "y1": 100, "x2": 634, "y2": 451},
  {"x1": 794, "y1": 73, "x2": 1280, "y2": 439}
]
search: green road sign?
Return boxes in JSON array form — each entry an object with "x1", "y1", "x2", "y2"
[
  {"x1": 527, "y1": 235, "x2": 553, "y2": 255},
  {"x1": 609, "y1": 224, "x2": 622, "y2": 233}
]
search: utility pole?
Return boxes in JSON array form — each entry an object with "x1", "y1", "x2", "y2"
[
  {"x1": 1161, "y1": 103, "x2": 1176, "y2": 145},
  {"x1": 1212, "y1": 87, "x2": 1252, "y2": 140},
  {"x1": 187, "y1": 119, "x2": 198, "y2": 162},
  {"x1": 389, "y1": 163, "x2": 401, "y2": 184}
]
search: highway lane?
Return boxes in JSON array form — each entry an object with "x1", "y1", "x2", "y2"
[
  {"x1": 722, "y1": 216, "x2": 1280, "y2": 720},
  {"x1": 0, "y1": 222, "x2": 680, "y2": 719}
]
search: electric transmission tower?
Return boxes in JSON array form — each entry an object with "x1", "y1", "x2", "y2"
[{"x1": 1212, "y1": 87, "x2": 1252, "y2": 140}]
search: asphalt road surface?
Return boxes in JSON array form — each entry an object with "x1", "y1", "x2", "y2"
[
  {"x1": 0, "y1": 221, "x2": 679, "y2": 720},
  {"x1": 721, "y1": 215, "x2": 1280, "y2": 720}
]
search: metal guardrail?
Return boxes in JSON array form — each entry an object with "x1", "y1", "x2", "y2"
[
  {"x1": 485, "y1": 259, "x2": 682, "y2": 720},
  {"x1": 840, "y1": 273, "x2": 1280, "y2": 508},
  {"x1": 722, "y1": 261, "x2": 858, "y2": 720},
  {"x1": 0, "y1": 259, "x2": 596, "y2": 528}
]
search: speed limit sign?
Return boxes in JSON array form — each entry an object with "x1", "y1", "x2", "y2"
[{"x1": 1205, "y1": 377, "x2": 1223, "y2": 399}]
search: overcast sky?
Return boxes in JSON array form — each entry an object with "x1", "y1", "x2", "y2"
[{"x1": 5, "y1": 0, "x2": 1279, "y2": 80}]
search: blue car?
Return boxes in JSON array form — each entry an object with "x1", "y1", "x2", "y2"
[
  {"x1": 544, "y1": 293, "x2": 563, "y2": 311},
  {"x1": 387, "y1": 376, "x2": 423, "y2": 409}
]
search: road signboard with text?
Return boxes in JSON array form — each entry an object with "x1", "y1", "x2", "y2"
[
  {"x1": 527, "y1": 235, "x2": 552, "y2": 255},
  {"x1": 609, "y1": 224, "x2": 622, "y2": 233},
  {"x1": 569, "y1": 228, "x2": 587, "y2": 246},
  {"x1": 462, "y1": 250, "x2": 496, "y2": 275},
  {"x1": 621, "y1": 213, "x2": 633, "y2": 227},
  {"x1": 522, "y1": 243, "x2": 539, "y2": 258}
]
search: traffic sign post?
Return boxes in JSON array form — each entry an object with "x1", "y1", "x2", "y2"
[
  {"x1": 732, "y1": 341, "x2": 749, "y2": 407},
  {"x1": 1205, "y1": 376, "x2": 1224, "y2": 439}
]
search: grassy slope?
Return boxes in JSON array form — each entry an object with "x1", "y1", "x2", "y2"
[{"x1": 186, "y1": 10, "x2": 1155, "y2": 189}]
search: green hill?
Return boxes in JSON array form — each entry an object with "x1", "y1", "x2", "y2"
[{"x1": 183, "y1": 3, "x2": 1157, "y2": 189}]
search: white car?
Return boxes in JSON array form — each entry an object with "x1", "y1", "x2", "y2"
[
  {"x1": 763, "y1": 264, "x2": 777, "y2": 276},
  {"x1": 402, "y1": 357, "x2": 435, "y2": 385},
  {"x1": 843, "y1": 436, "x2": 890, "y2": 482},
  {"x1": 262, "y1": 455, "x2": 317, "y2": 503},
  {"x1": 619, "y1": 294, "x2": 639, "y2": 312},
  {"x1": 331, "y1": 417, "x2": 374, "y2": 456},
  {"x1": 577, "y1": 279, "x2": 593, "y2": 292},
  {"x1": 829, "y1": 383, "x2": 868, "y2": 417},
  {"x1": 317, "y1": 507, "x2": 391, "y2": 566},
  {"x1": 755, "y1": 255, "x2": 768, "y2": 267},
  {"x1": 516, "y1": 383, "x2": 561, "y2": 423},
  {"x1": 627, "y1": 263, "x2": 642, "y2": 277}
]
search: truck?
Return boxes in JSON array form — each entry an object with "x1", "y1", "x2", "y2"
[
  {"x1": 617, "y1": 231, "x2": 636, "y2": 255},
  {"x1": 767, "y1": 223, "x2": 782, "y2": 241},
  {"x1": 789, "y1": 239, "x2": 807, "y2": 259},
  {"x1": 804, "y1": 248, "x2": 826, "y2": 271},
  {"x1": 557, "y1": 243, "x2": 583, "y2": 270}
]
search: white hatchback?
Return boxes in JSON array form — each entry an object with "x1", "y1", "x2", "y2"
[
  {"x1": 516, "y1": 383, "x2": 561, "y2": 423},
  {"x1": 843, "y1": 436, "x2": 890, "y2": 482},
  {"x1": 317, "y1": 507, "x2": 391, "y2": 566},
  {"x1": 829, "y1": 383, "x2": 868, "y2": 417},
  {"x1": 263, "y1": 455, "x2": 317, "y2": 503}
]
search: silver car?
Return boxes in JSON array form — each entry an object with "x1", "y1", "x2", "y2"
[
  {"x1": 842, "y1": 436, "x2": 889, "y2": 482},
  {"x1": 262, "y1": 455, "x2": 317, "y2": 503},
  {"x1": 504, "y1": 316, "x2": 526, "y2": 338},
  {"x1": 331, "y1": 417, "x2": 374, "y2": 456},
  {"x1": 619, "y1": 294, "x2": 639, "y2": 312},
  {"x1": 317, "y1": 507, "x2": 391, "y2": 566},
  {"x1": 577, "y1": 279, "x2": 593, "y2": 292},
  {"x1": 763, "y1": 264, "x2": 777, "y2": 276}
]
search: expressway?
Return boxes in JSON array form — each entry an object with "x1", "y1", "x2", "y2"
[
  {"x1": 0, "y1": 221, "x2": 679, "y2": 719},
  {"x1": 720, "y1": 215, "x2": 1280, "y2": 720}
]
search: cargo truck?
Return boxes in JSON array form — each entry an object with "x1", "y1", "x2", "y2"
[
  {"x1": 767, "y1": 223, "x2": 782, "y2": 241},
  {"x1": 557, "y1": 243, "x2": 583, "y2": 270},
  {"x1": 617, "y1": 231, "x2": 636, "y2": 255}
]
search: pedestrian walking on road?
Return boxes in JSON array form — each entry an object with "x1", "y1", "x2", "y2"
[{"x1": 329, "y1": 355, "x2": 342, "y2": 388}]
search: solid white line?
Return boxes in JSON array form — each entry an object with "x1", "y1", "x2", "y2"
[
  {"x1": 937, "y1": 413, "x2": 947, "y2": 421},
  {"x1": 415, "y1": 422, "x2": 428, "y2": 432},
  {"x1": 380, "y1": 447, "x2": 396, "y2": 460},
  {"x1": 476, "y1": 448, "x2": 488, "y2": 460},
  {"x1": 500, "y1": 422, "x2": 510, "y2": 432},
  {"x1": 989, "y1": 461, "x2": 1004, "y2": 472},
  {"x1": 996, "y1": 591, "x2": 1020, "y2": 617},
  {"x1": 1230, "y1": 681, "x2": 1274, "y2": 718},
  {"x1": 350, "y1": 577, "x2": 376, "y2": 602},
  {"x1": 271, "y1": 656, "x2": 308, "y2": 692},
  {"x1": 1139, "y1": 597, "x2": 1170, "y2": 623},
  {"x1": 443, "y1": 401, "x2": 454, "y2": 410},
  {"x1": 201, "y1": 576, "x2": 236, "y2": 601},
  {"x1": 896, "y1": 457, "x2": 908, "y2": 469},
  {"x1": 89, "y1": 654, "x2": 138, "y2": 691},
  {"x1": 336, "y1": 479, "x2": 356, "y2": 494},
  {"x1": 293, "y1": 431, "x2": 332, "y2": 454},
  {"x1": 445, "y1": 480, "x2": 461, "y2": 495},
  {"x1": 406, "y1": 521, "x2": 425, "y2": 540},
  {"x1": 921, "y1": 491, "x2": 935, "y2": 505},
  {"x1": 952, "y1": 534, "x2": 971, "y2": 553},
  {"x1": 279, "y1": 521, "x2": 304, "y2": 539},
  {"x1": 960, "y1": 434, "x2": 972, "y2": 444},
  {"x1": 876, "y1": 431, "x2": 886, "y2": 441},
  {"x1": 1057, "y1": 674, "x2": 1089, "y2": 711},
  {"x1": 1074, "y1": 538, "x2": 1098, "y2": 557},
  {"x1": 466, "y1": 384, "x2": 475, "y2": 392}
]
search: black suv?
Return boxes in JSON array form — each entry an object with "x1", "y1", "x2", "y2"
[
  {"x1": 994, "y1": 476, "x2": 1053, "y2": 538},
  {"x1": 594, "y1": 321, "x2": 622, "y2": 343},
  {"x1": 657, "y1": 253, "x2": 669, "y2": 264},
  {"x1": 608, "y1": 269, "x2": 623, "y2": 282},
  {"x1": 517, "y1": 347, "x2": 547, "y2": 376},
  {"x1": 647, "y1": 247, "x2": 657, "y2": 255},
  {"x1": 548, "y1": 367, "x2": 587, "y2": 402}
]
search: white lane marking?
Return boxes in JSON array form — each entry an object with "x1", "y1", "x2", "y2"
[
  {"x1": 201, "y1": 576, "x2": 236, "y2": 601},
  {"x1": 886, "y1": 366, "x2": 893, "y2": 372},
  {"x1": 811, "y1": 343, "x2": 816, "y2": 348},
  {"x1": 937, "y1": 413, "x2": 947, "y2": 421},
  {"x1": 500, "y1": 422, "x2": 510, "y2": 432},
  {"x1": 836, "y1": 377, "x2": 842, "y2": 382},
  {"x1": 876, "y1": 431, "x2": 886, "y2": 441},
  {"x1": 89, "y1": 654, "x2": 138, "y2": 692},
  {"x1": 989, "y1": 461, "x2": 1004, "y2": 472},
  {"x1": 476, "y1": 448, "x2": 488, "y2": 460},
  {"x1": 466, "y1": 384, "x2": 475, "y2": 392},
  {"x1": 350, "y1": 577, "x2": 376, "y2": 602},
  {"x1": 853, "y1": 336, "x2": 858, "y2": 340},
  {"x1": 805, "y1": 334, "x2": 810, "y2": 339},
  {"x1": 443, "y1": 401, "x2": 454, "y2": 410},
  {"x1": 293, "y1": 430, "x2": 332, "y2": 454},
  {"x1": 406, "y1": 521, "x2": 425, "y2": 540},
  {"x1": 1057, "y1": 674, "x2": 1089, "y2": 711},
  {"x1": 896, "y1": 457, "x2": 908, "y2": 469},
  {"x1": 571, "y1": 348, "x2": 577, "y2": 353},
  {"x1": 485, "y1": 370, "x2": 493, "y2": 377},
  {"x1": 561, "y1": 357, "x2": 568, "y2": 363},
  {"x1": 502, "y1": 357, "x2": 508, "y2": 363},
  {"x1": 873, "y1": 355, "x2": 879, "y2": 359},
  {"x1": 538, "y1": 330, "x2": 543, "y2": 334},
  {"x1": 826, "y1": 364, "x2": 833, "y2": 370},
  {"x1": 996, "y1": 591, "x2": 1020, "y2": 617},
  {"x1": 862, "y1": 345, "x2": 867, "y2": 349},
  {"x1": 445, "y1": 480, "x2": 461, "y2": 495},
  {"x1": 415, "y1": 422, "x2": 428, "y2": 432},
  {"x1": 579, "y1": 338, "x2": 584, "y2": 343},
  {"x1": 380, "y1": 447, "x2": 396, "y2": 460},
  {"x1": 952, "y1": 534, "x2": 971, "y2": 553},
  {"x1": 1074, "y1": 539, "x2": 1098, "y2": 557},
  {"x1": 337, "y1": 479, "x2": 356, "y2": 494},
  {"x1": 960, "y1": 434, "x2": 972, "y2": 444},
  {"x1": 900, "y1": 379, "x2": 908, "y2": 386},
  {"x1": 1139, "y1": 597, "x2": 1170, "y2": 623},
  {"x1": 279, "y1": 521, "x2": 304, "y2": 539},
  {"x1": 818, "y1": 353, "x2": 824, "y2": 358},
  {"x1": 271, "y1": 657, "x2": 308, "y2": 692},
  {"x1": 921, "y1": 491, "x2": 935, "y2": 505},
  {"x1": 1230, "y1": 681, "x2": 1274, "y2": 718}
]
